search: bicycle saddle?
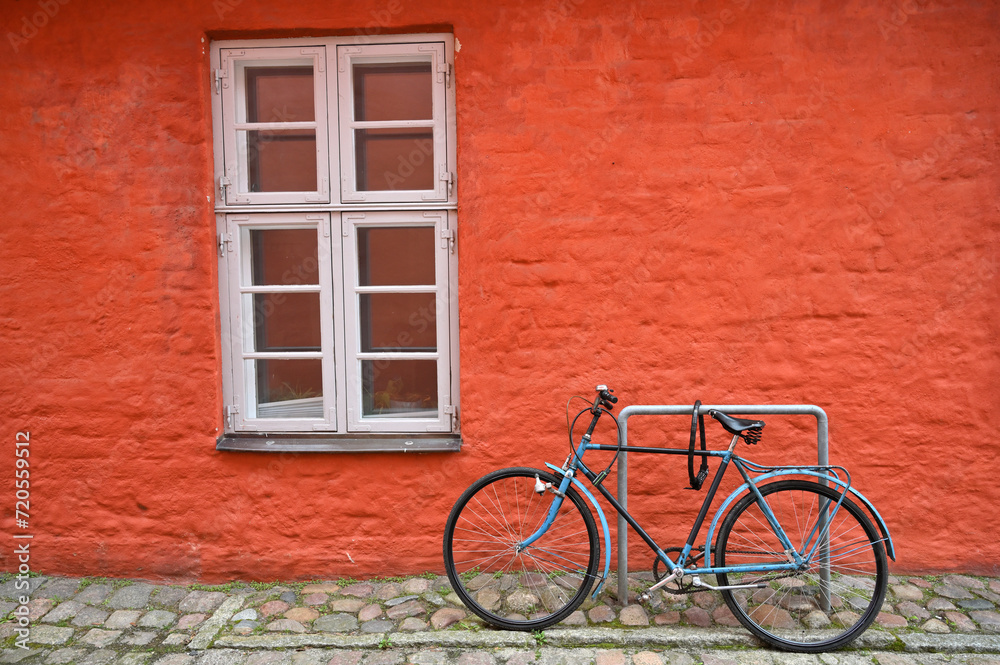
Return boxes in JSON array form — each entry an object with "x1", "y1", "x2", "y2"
[{"x1": 710, "y1": 410, "x2": 765, "y2": 435}]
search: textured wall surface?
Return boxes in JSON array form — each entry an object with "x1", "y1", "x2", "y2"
[{"x1": 1, "y1": 0, "x2": 997, "y2": 581}]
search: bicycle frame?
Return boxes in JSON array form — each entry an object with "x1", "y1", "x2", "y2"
[{"x1": 519, "y1": 407, "x2": 895, "y2": 600}]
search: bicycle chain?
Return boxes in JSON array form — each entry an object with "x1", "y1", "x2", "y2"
[{"x1": 652, "y1": 548, "x2": 802, "y2": 595}]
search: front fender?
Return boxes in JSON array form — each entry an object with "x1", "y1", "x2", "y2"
[
  {"x1": 705, "y1": 469, "x2": 895, "y2": 564},
  {"x1": 545, "y1": 463, "x2": 611, "y2": 598}
]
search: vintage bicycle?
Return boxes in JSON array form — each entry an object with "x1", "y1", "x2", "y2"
[{"x1": 443, "y1": 385, "x2": 894, "y2": 652}]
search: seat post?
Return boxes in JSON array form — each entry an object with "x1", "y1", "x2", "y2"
[{"x1": 727, "y1": 433, "x2": 741, "y2": 454}]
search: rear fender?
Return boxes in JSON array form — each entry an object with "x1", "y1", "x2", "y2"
[
  {"x1": 545, "y1": 463, "x2": 611, "y2": 598},
  {"x1": 705, "y1": 469, "x2": 895, "y2": 564}
]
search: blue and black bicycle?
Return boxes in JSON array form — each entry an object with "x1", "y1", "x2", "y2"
[{"x1": 443, "y1": 385, "x2": 894, "y2": 652}]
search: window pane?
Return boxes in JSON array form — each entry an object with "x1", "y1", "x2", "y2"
[
  {"x1": 246, "y1": 66, "x2": 315, "y2": 122},
  {"x1": 362, "y1": 359, "x2": 437, "y2": 417},
  {"x1": 353, "y1": 63, "x2": 432, "y2": 121},
  {"x1": 355, "y1": 128, "x2": 434, "y2": 191},
  {"x1": 360, "y1": 294, "x2": 437, "y2": 352},
  {"x1": 248, "y1": 293, "x2": 322, "y2": 351},
  {"x1": 250, "y1": 229, "x2": 318, "y2": 286},
  {"x1": 252, "y1": 359, "x2": 323, "y2": 418},
  {"x1": 358, "y1": 227, "x2": 435, "y2": 286},
  {"x1": 243, "y1": 129, "x2": 317, "y2": 192}
]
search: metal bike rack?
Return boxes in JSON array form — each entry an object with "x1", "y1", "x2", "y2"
[{"x1": 615, "y1": 404, "x2": 830, "y2": 606}]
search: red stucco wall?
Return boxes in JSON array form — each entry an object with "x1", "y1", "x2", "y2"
[{"x1": 1, "y1": 0, "x2": 998, "y2": 581}]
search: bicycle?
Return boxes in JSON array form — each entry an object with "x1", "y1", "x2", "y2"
[{"x1": 443, "y1": 385, "x2": 895, "y2": 652}]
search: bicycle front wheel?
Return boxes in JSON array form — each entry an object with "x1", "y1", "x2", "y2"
[
  {"x1": 716, "y1": 480, "x2": 888, "y2": 652},
  {"x1": 443, "y1": 467, "x2": 600, "y2": 630}
]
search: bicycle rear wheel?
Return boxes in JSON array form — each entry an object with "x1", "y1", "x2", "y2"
[
  {"x1": 716, "y1": 479, "x2": 888, "y2": 652},
  {"x1": 443, "y1": 467, "x2": 600, "y2": 630}
]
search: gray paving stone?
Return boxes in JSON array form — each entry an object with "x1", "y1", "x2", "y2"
[
  {"x1": 105, "y1": 609, "x2": 142, "y2": 628},
  {"x1": 959, "y1": 599, "x2": 996, "y2": 611},
  {"x1": 267, "y1": 619, "x2": 307, "y2": 633},
  {"x1": 78, "y1": 649, "x2": 117, "y2": 665},
  {"x1": 386, "y1": 599, "x2": 425, "y2": 620},
  {"x1": 74, "y1": 584, "x2": 113, "y2": 605},
  {"x1": 409, "y1": 651, "x2": 448, "y2": 665},
  {"x1": 71, "y1": 606, "x2": 110, "y2": 626},
  {"x1": 0, "y1": 577, "x2": 46, "y2": 600},
  {"x1": 232, "y1": 620, "x2": 259, "y2": 635},
  {"x1": 107, "y1": 583, "x2": 155, "y2": 609},
  {"x1": 385, "y1": 594, "x2": 419, "y2": 607},
  {"x1": 314, "y1": 613, "x2": 359, "y2": 632},
  {"x1": 119, "y1": 655, "x2": 154, "y2": 665},
  {"x1": 928, "y1": 597, "x2": 957, "y2": 611},
  {"x1": 40, "y1": 600, "x2": 85, "y2": 623},
  {"x1": 970, "y1": 610, "x2": 1000, "y2": 632},
  {"x1": 196, "y1": 649, "x2": 248, "y2": 665},
  {"x1": 536, "y1": 648, "x2": 596, "y2": 665},
  {"x1": 232, "y1": 609, "x2": 259, "y2": 622},
  {"x1": 23, "y1": 625, "x2": 72, "y2": 646},
  {"x1": 246, "y1": 654, "x2": 291, "y2": 665},
  {"x1": 364, "y1": 652, "x2": 404, "y2": 665},
  {"x1": 152, "y1": 587, "x2": 190, "y2": 608},
  {"x1": 922, "y1": 618, "x2": 951, "y2": 633},
  {"x1": 327, "y1": 653, "x2": 364, "y2": 665},
  {"x1": 0, "y1": 601, "x2": 14, "y2": 618},
  {"x1": 457, "y1": 654, "x2": 494, "y2": 665},
  {"x1": 45, "y1": 648, "x2": 86, "y2": 664},
  {"x1": 892, "y1": 584, "x2": 925, "y2": 602},
  {"x1": 139, "y1": 609, "x2": 177, "y2": 628},
  {"x1": 279, "y1": 591, "x2": 298, "y2": 605},
  {"x1": 180, "y1": 590, "x2": 227, "y2": 613},
  {"x1": 937, "y1": 584, "x2": 975, "y2": 600},
  {"x1": 290, "y1": 651, "x2": 330, "y2": 665},
  {"x1": 34, "y1": 579, "x2": 81, "y2": 600},
  {"x1": 944, "y1": 575, "x2": 986, "y2": 589},
  {"x1": 154, "y1": 655, "x2": 195, "y2": 665},
  {"x1": 123, "y1": 630, "x2": 158, "y2": 645},
  {"x1": 341, "y1": 583, "x2": 375, "y2": 598},
  {"x1": 898, "y1": 601, "x2": 931, "y2": 620},
  {"x1": 163, "y1": 633, "x2": 192, "y2": 646},
  {"x1": 0, "y1": 648, "x2": 42, "y2": 664},
  {"x1": 360, "y1": 619, "x2": 394, "y2": 633},
  {"x1": 79, "y1": 628, "x2": 121, "y2": 648}
]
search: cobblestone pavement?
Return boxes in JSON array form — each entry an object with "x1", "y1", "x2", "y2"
[{"x1": 2, "y1": 573, "x2": 999, "y2": 665}]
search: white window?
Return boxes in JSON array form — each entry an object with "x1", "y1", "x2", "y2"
[{"x1": 211, "y1": 35, "x2": 458, "y2": 450}]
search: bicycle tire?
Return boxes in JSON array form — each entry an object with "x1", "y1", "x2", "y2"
[
  {"x1": 443, "y1": 467, "x2": 600, "y2": 630},
  {"x1": 715, "y1": 479, "x2": 888, "y2": 652}
]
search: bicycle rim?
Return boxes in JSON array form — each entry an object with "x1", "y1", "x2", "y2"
[
  {"x1": 443, "y1": 467, "x2": 600, "y2": 630},
  {"x1": 716, "y1": 480, "x2": 888, "y2": 652}
]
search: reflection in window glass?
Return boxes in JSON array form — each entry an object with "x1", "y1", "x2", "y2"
[
  {"x1": 243, "y1": 129, "x2": 317, "y2": 192},
  {"x1": 250, "y1": 229, "x2": 319, "y2": 286},
  {"x1": 354, "y1": 128, "x2": 434, "y2": 191},
  {"x1": 359, "y1": 294, "x2": 437, "y2": 353},
  {"x1": 362, "y1": 359, "x2": 437, "y2": 417},
  {"x1": 246, "y1": 66, "x2": 315, "y2": 122},
  {"x1": 353, "y1": 63, "x2": 432, "y2": 122},
  {"x1": 252, "y1": 358, "x2": 324, "y2": 418},
  {"x1": 357, "y1": 227, "x2": 435, "y2": 286}
]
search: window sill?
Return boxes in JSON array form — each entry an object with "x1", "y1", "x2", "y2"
[{"x1": 216, "y1": 433, "x2": 462, "y2": 453}]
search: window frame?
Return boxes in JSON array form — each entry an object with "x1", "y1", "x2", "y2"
[{"x1": 210, "y1": 34, "x2": 459, "y2": 450}]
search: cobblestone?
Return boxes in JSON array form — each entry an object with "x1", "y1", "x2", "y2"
[{"x1": 3, "y1": 572, "x2": 1000, "y2": 665}]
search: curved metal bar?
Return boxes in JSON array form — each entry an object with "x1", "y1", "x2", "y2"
[{"x1": 615, "y1": 404, "x2": 829, "y2": 605}]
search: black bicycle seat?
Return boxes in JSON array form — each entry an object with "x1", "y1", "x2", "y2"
[{"x1": 711, "y1": 411, "x2": 765, "y2": 435}]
